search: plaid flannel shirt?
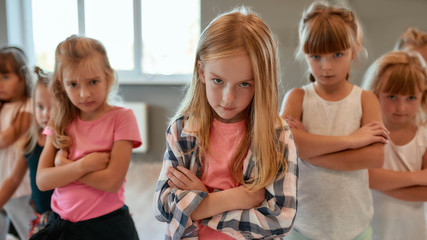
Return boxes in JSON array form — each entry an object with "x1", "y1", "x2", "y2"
[{"x1": 154, "y1": 116, "x2": 298, "y2": 240}]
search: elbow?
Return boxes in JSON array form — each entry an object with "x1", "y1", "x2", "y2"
[
  {"x1": 36, "y1": 176, "x2": 51, "y2": 192},
  {"x1": 102, "y1": 179, "x2": 124, "y2": 193}
]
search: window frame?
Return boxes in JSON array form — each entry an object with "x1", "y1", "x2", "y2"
[{"x1": 5, "y1": 0, "x2": 197, "y2": 85}]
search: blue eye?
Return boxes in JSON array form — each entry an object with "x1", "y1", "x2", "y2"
[
  {"x1": 408, "y1": 96, "x2": 417, "y2": 101},
  {"x1": 334, "y1": 52, "x2": 343, "y2": 58},
  {"x1": 90, "y1": 80, "x2": 98, "y2": 85},
  {"x1": 310, "y1": 55, "x2": 320, "y2": 60},
  {"x1": 213, "y1": 78, "x2": 223, "y2": 84},
  {"x1": 240, "y1": 82, "x2": 250, "y2": 88},
  {"x1": 387, "y1": 95, "x2": 396, "y2": 100}
]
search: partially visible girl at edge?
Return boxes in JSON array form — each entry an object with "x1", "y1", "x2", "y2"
[
  {"x1": 0, "y1": 46, "x2": 35, "y2": 240},
  {"x1": 362, "y1": 51, "x2": 427, "y2": 240},
  {"x1": 154, "y1": 7, "x2": 298, "y2": 240},
  {"x1": 31, "y1": 35, "x2": 141, "y2": 240},
  {"x1": 0, "y1": 67, "x2": 53, "y2": 238},
  {"x1": 280, "y1": 2, "x2": 388, "y2": 240},
  {"x1": 395, "y1": 27, "x2": 427, "y2": 63}
]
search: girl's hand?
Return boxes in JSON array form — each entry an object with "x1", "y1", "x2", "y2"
[
  {"x1": 54, "y1": 149, "x2": 70, "y2": 167},
  {"x1": 348, "y1": 121, "x2": 389, "y2": 149},
  {"x1": 233, "y1": 185, "x2": 265, "y2": 209},
  {"x1": 167, "y1": 166, "x2": 208, "y2": 192},
  {"x1": 285, "y1": 117, "x2": 306, "y2": 131},
  {"x1": 81, "y1": 152, "x2": 110, "y2": 172}
]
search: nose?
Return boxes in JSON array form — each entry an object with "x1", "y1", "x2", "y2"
[
  {"x1": 321, "y1": 58, "x2": 332, "y2": 71},
  {"x1": 222, "y1": 85, "x2": 235, "y2": 105},
  {"x1": 396, "y1": 100, "x2": 406, "y2": 112},
  {"x1": 79, "y1": 85, "x2": 90, "y2": 99},
  {"x1": 43, "y1": 107, "x2": 50, "y2": 120}
]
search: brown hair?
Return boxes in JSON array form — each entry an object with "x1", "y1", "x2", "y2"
[
  {"x1": 395, "y1": 27, "x2": 427, "y2": 51},
  {"x1": 297, "y1": 1, "x2": 363, "y2": 82},
  {"x1": 362, "y1": 50, "x2": 427, "y2": 124}
]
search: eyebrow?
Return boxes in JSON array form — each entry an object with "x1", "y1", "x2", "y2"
[{"x1": 208, "y1": 72, "x2": 254, "y2": 82}]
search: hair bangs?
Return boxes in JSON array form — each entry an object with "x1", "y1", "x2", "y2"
[
  {"x1": 381, "y1": 65, "x2": 425, "y2": 95},
  {"x1": 303, "y1": 16, "x2": 352, "y2": 54}
]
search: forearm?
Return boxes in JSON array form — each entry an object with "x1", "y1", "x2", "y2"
[
  {"x1": 292, "y1": 129, "x2": 352, "y2": 159},
  {"x1": 369, "y1": 168, "x2": 426, "y2": 191},
  {"x1": 383, "y1": 186, "x2": 427, "y2": 202},
  {"x1": 305, "y1": 143, "x2": 384, "y2": 171},
  {"x1": 78, "y1": 169, "x2": 122, "y2": 193},
  {"x1": 191, "y1": 189, "x2": 241, "y2": 220},
  {"x1": 0, "y1": 178, "x2": 21, "y2": 209},
  {"x1": 37, "y1": 161, "x2": 87, "y2": 191}
]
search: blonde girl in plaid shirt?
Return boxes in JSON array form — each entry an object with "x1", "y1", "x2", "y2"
[{"x1": 154, "y1": 6, "x2": 298, "y2": 240}]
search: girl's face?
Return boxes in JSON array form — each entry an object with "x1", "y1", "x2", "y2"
[
  {"x1": 34, "y1": 85, "x2": 51, "y2": 129},
  {"x1": 200, "y1": 54, "x2": 255, "y2": 123},
  {"x1": 62, "y1": 64, "x2": 110, "y2": 121},
  {"x1": 305, "y1": 48, "x2": 354, "y2": 86},
  {"x1": 0, "y1": 68, "x2": 25, "y2": 102},
  {"x1": 378, "y1": 70, "x2": 423, "y2": 128}
]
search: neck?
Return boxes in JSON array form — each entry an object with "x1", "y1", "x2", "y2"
[{"x1": 313, "y1": 80, "x2": 352, "y2": 101}]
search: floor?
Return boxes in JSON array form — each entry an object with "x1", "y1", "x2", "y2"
[{"x1": 124, "y1": 160, "x2": 165, "y2": 239}]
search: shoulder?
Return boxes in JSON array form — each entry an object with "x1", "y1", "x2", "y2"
[
  {"x1": 285, "y1": 88, "x2": 305, "y2": 100},
  {"x1": 361, "y1": 89, "x2": 378, "y2": 102},
  {"x1": 166, "y1": 116, "x2": 188, "y2": 138}
]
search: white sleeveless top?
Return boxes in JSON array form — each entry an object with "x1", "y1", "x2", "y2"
[
  {"x1": 293, "y1": 83, "x2": 373, "y2": 240},
  {"x1": 371, "y1": 126, "x2": 427, "y2": 240},
  {"x1": 0, "y1": 101, "x2": 31, "y2": 198}
]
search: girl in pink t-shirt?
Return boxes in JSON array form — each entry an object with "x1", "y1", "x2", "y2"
[
  {"x1": 33, "y1": 35, "x2": 141, "y2": 240},
  {"x1": 154, "y1": 7, "x2": 298, "y2": 240}
]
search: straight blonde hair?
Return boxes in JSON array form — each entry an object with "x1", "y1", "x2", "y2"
[
  {"x1": 362, "y1": 50, "x2": 427, "y2": 124},
  {"x1": 172, "y1": 7, "x2": 287, "y2": 191},
  {"x1": 50, "y1": 35, "x2": 117, "y2": 149}
]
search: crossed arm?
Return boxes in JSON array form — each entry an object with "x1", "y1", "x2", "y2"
[
  {"x1": 36, "y1": 136, "x2": 133, "y2": 193},
  {"x1": 280, "y1": 88, "x2": 388, "y2": 171},
  {"x1": 369, "y1": 148, "x2": 427, "y2": 202},
  {"x1": 0, "y1": 111, "x2": 32, "y2": 149}
]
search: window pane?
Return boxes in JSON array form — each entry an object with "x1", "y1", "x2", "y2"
[
  {"x1": 141, "y1": 0, "x2": 200, "y2": 75},
  {"x1": 85, "y1": 0, "x2": 134, "y2": 71},
  {"x1": 32, "y1": 0, "x2": 78, "y2": 71}
]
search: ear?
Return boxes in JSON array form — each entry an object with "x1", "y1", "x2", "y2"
[{"x1": 197, "y1": 61, "x2": 205, "y2": 84}]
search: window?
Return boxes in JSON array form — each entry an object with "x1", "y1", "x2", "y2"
[{"x1": 30, "y1": 0, "x2": 200, "y2": 84}]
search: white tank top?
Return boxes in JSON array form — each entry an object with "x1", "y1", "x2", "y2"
[
  {"x1": 294, "y1": 83, "x2": 373, "y2": 240},
  {"x1": 371, "y1": 126, "x2": 427, "y2": 240}
]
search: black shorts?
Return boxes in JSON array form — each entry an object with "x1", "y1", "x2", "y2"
[{"x1": 30, "y1": 205, "x2": 139, "y2": 240}]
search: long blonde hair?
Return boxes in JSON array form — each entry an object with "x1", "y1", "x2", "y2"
[
  {"x1": 24, "y1": 67, "x2": 50, "y2": 154},
  {"x1": 173, "y1": 7, "x2": 287, "y2": 191},
  {"x1": 362, "y1": 50, "x2": 427, "y2": 124},
  {"x1": 297, "y1": 1, "x2": 363, "y2": 82},
  {"x1": 395, "y1": 27, "x2": 427, "y2": 51},
  {"x1": 50, "y1": 35, "x2": 116, "y2": 149}
]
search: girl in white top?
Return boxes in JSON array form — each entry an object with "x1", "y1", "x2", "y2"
[
  {"x1": 0, "y1": 46, "x2": 35, "y2": 240},
  {"x1": 280, "y1": 2, "x2": 389, "y2": 240},
  {"x1": 362, "y1": 50, "x2": 427, "y2": 240}
]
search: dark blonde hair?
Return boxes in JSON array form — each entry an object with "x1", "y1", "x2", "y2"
[
  {"x1": 24, "y1": 67, "x2": 50, "y2": 154},
  {"x1": 50, "y1": 35, "x2": 116, "y2": 149},
  {"x1": 395, "y1": 27, "x2": 427, "y2": 51},
  {"x1": 362, "y1": 50, "x2": 427, "y2": 124},
  {"x1": 297, "y1": 1, "x2": 363, "y2": 82},
  {"x1": 173, "y1": 7, "x2": 287, "y2": 190}
]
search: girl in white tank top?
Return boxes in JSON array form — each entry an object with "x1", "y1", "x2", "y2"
[
  {"x1": 363, "y1": 50, "x2": 427, "y2": 240},
  {"x1": 280, "y1": 2, "x2": 389, "y2": 240}
]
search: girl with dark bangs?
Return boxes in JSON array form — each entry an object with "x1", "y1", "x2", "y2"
[
  {"x1": 280, "y1": 2, "x2": 388, "y2": 240},
  {"x1": 363, "y1": 51, "x2": 427, "y2": 240}
]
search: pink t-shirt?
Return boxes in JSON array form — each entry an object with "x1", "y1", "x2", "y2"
[
  {"x1": 45, "y1": 106, "x2": 141, "y2": 222},
  {"x1": 198, "y1": 119, "x2": 246, "y2": 239}
]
